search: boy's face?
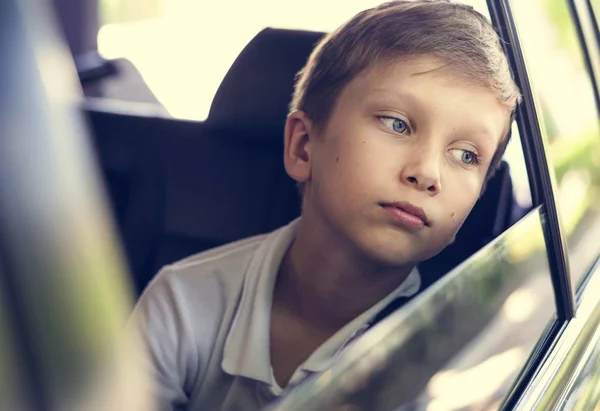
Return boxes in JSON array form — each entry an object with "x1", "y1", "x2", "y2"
[{"x1": 285, "y1": 55, "x2": 510, "y2": 267}]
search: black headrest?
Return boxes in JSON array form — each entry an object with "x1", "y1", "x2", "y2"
[{"x1": 206, "y1": 28, "x2": 325, "y2": 142}]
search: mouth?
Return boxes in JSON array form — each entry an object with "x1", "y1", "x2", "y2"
[{"x1": 380, "y1": 201, "x2": 430, "y2": 230}]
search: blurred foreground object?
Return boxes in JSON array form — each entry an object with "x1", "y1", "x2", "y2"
[{"x1": 0, "y1": 0, "x2": 155, "y2": 410}]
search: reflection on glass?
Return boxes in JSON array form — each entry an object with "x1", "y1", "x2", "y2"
[
  {"x1": 266, "y1": 208, "x2": 555, "y2": 411},
  {"x1": 556, "y1": 322, "x2": 600, "y2": 410},
  {"x1": 511, "y1": 0, "x2": 600, "y2": 289},
  {"x1": 505, "y1": 122, "x2": 533, "y2": 210}
]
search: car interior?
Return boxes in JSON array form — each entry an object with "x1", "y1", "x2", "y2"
[
  {"x1": 80, "y1": 27, "x2": 541, "y2": 406},
  {"x1": 5, "y1": 0, "x2": 600, "y2": 409},
  {"x1": 85, "y1": 27, "x2": 529, "y2": 298}
]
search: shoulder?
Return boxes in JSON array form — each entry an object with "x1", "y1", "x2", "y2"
[
  {"x1": 169, "y1": 233, "x2": 268, "y2": 280},
  {"x1": 155, "y1": 233, "x2": 268, "y2": 306},
  {"x1": 130, "y1": 233, "x2": 270, "y2": 397},
  {"x1": 138, "y1": 232, "x2": 269, "y2": 331}
]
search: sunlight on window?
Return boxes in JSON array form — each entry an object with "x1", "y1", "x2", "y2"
[
  {"x1": 504, "y1": 123, "x2": 533, "y2": 209},
  {"x1": 506, "y1": 205, "x2": 546, "y2": 262},
  {"x1": 557, "y1": 170, "x2": 592, "y2": 232},
  {"x1": 426, "y1": 347, "x2": 526, "y2": 411},
  {"x1": 502, "y1": 288, "x2": 538, "y2": 323}
]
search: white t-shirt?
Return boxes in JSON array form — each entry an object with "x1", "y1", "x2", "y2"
[{"x1": 132, "y1": 219, "x2": 420, "y2": 411}]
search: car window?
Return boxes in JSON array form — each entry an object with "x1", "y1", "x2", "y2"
[
  {"x1": 86, "y1": 1, "x2": 560, "y2": 409},
  {"x1": 266, "y1": 207, "x2": 556, "y2": 411},
  {"x1": 96, "y1": 0, "x2": 490, "y2": 120},
  {"x1": 511, "y1": 0, "x2": 600, "y2": 290}
]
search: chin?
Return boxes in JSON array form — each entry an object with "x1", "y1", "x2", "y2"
[
  {"x1": 354, "y1": 233, "x2": 419, "y2": 267},
  {"x1": 355, "y1": 228, "x2": 445, "y2": 268}
]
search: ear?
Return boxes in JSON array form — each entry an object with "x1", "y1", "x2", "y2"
[{"x1": 283, "y1": 110, "x2": 314, "y2": 184}]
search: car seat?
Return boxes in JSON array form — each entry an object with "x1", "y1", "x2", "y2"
[{"x1": 88, "y1": 28, "x2": 324, "y2": 295}]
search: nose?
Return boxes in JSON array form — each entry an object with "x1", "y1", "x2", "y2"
[{"x1": 400, "y1": 147, "x2": 442, "y2": 196}]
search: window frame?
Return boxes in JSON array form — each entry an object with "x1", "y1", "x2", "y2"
[
  {"x1": 487, "y1": 0, "x2": 574, "y2": 309},
  {"x1": 587, "y1": 0, "x2": 600, "y2": 48},
  {"x1": 485, "y1": 0, "x2": 600, "y2": 406},
  {"x1": 487, "y1": 0, "x2": 574, "y2": 324},
  {"x1": 569, "y1": 0, "x2": 600, "y2": 142},
  {"x1": 489, "y1": 0, "x2": 600, "y2": 408}
]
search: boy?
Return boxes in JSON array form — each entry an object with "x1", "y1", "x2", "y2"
[{"x1": 132, "y1": 1, "x2": 521, "y2": 410}]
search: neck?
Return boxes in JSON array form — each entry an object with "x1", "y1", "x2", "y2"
[{"x1": 274, "y1": 210, "x2": 415, "y2": 332}]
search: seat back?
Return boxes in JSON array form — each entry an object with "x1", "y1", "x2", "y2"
[
  {"x1": 207, "y1": 28, "x2": 324, "y2": 139},
  {"x1": 89, "y1": 28, "x2": 324, "y2": 294}
]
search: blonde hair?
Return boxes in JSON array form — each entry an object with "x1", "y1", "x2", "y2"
[{"x1": 290, "y1": 0, "x2": 521, "y2": 180}]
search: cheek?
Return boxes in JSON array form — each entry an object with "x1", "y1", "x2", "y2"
[
  {"x1": 323, "y1": 136, "x2": 381, "y2": 187},
  {"x1": 446, "y1": 179, "x2": 482, "y2": 226},
  {"x1": 311, "y1": 141, "x2": 361, "y2": 203}
]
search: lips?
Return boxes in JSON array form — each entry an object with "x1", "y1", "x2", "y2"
[{"x1": 381, "y1": 201, "x2": 429, "y2": 230}]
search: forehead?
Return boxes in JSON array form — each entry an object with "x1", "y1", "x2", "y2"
[{"x1": 348, "y1": 55, "x2": 489, "y2": 100}]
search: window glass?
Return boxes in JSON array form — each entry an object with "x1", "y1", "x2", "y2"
[
  {"x1": 96, "y1": 0, "x2": 489, "y2": 119},
  {"x1": 505, "y1": 124, "x2": 534, "y2": 212},
  {"x1": 557, "y1": 322, "x2": 600, "y2": 410},
  {"x1": 511, "y1": 0, "x2": 600, "y2": 289},
  {"x1": 267, "y1": 208, "x2": 556, "y2": 411}
]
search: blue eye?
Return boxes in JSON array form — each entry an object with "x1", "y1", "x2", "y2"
[
  {"x1": 379, "y1": 116, "x2": 409, "y2": 134},
  {"x1": 450, "y1": 148, "x2": 480, "y2": 165}
]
